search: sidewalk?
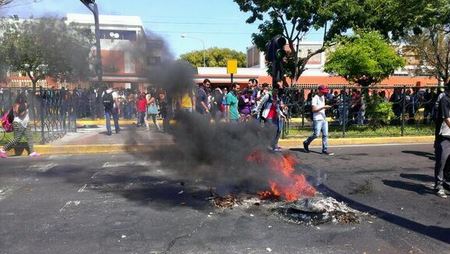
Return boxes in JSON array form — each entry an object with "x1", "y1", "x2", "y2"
[
  {"x1": 5, "y1": 123, "x2": 435, "y2": 156},
  {"x1": 76, "y1": 117, "x2": 310, "y2": 127}
]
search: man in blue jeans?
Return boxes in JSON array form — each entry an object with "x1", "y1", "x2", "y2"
[
  {"x1": 103, "y1": 87, "x2": 120, "y2": 136},
  {"x1": 303, "y1": 85, "x2": 334, "y2": 155}
]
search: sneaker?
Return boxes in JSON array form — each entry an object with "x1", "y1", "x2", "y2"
[
  {"x1": 322, "y1": 151, "x2": 335, "y2": 156},
  {"x1": 0, "y1": 149, "x2": 7, "y2": 158},
  {"x1": 303, "y1": 141, "x2": 310, "y2": 153},
  {"x1": 29, "y1": 152, "x2": 40, "y2": 157},
  {"x1": 273, "y1": 147, "x2": 282, "y2": 152},
  {"x1": 436, "y1": 189, "x2": 448, "y2": 198}
]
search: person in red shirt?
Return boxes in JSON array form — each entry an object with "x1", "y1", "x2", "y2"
[{"x1": 136, "y1": 93, "x2": 147, "y2": 127}]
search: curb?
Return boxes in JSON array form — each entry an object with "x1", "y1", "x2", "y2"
[
  {"x1": 6, "y1": 143, "x2": 173, "y2": 156},
  {"x1": 4, "y1": 136, "x2": 431, "y2": 156},
  {"x1": 278, "y1": 136, "x2": 434, "y2": 148}
]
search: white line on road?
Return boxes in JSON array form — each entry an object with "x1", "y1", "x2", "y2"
[
  {"x1": 27, "y1": 163, "x2": 58, "y2": 172},
  {"x1": 59, "y1": 201, "x2": 81, "y2": 212},
  {"x1": 91, "y1": 171, "x2": 101, "y2": 179},
  {"x1": 102, "y1": 161, "x2": 161, "y2": 168},
  {"x1": 77, "y1": 184, "x2": 87, "y2": 193}
]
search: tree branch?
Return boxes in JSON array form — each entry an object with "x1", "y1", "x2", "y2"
[
  {"x1": 289, "y1": 18, "x2": 297, "y2": 40},
  {"x1": 273, "y1": 7, "x2": 290, "y2": 40},
  {"x1": 430, "y1": 27, "x2": 446, "y2": 81},
  {"x1": 0, "y1": 0, "x2": 13, "y2": 7}
]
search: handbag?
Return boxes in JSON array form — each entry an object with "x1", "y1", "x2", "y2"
[
  {"x1": 147, "y1": 103, "x2": 158, "y2": 115},
  {"x1": 1, "y1": 109, "x2": 14, "y2": 132},
  {"x1": 439, "y1": 121, "x2": 450, "y2": 138}
]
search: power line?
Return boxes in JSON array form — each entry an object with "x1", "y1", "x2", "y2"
[
  {"x1": 142, "y1": 20, "x2": 242, "y2": 26},
  {"x1": 151, "y1": 30, "x2": 253, "y2": 35},
  {"x1": 0, "y1": 0, "x2": 42, "y2": 9}
]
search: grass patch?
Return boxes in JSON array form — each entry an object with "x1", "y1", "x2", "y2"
[
  {"x1": 285, "y1": 124, "x2": 434, "y2": 139},
  {"x1": 0, "y1": 132, "x2": 42, "y2": 145}
]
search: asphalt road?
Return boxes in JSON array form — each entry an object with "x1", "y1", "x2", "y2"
[{"x1": 0, "y1": 144, "x2": 449, "y2": 254}]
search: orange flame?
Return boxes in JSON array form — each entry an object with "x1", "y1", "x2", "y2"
[{"x1": 248, "y1": 150, "x2": 316, "y2": 201}]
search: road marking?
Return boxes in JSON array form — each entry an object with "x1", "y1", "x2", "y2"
[
  {"x1": 59, "y1": 201, "x2": 81, "y2": 212},
  {"x1": 102, "y1": 161, "x2": 161, "y2": 168},
  {"x1": 78, "y1": 184, "x2": 87, "y2": 193},
  {"x1": 48, "y1": 155, "x2": 72, "y2": 160},
  {"x1": 0, "y1": 188, "x2": 8, "y2": 201},
  {"x1": 27, "y1": 163, "x2": 57, "y2": 172},
  {"x1": 91, "y1": 171, "x2": 101, "y2": 179}
]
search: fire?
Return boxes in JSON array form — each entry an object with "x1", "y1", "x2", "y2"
[{"x1": 247, "y1": 150, "x2": 316, "y2": 201}]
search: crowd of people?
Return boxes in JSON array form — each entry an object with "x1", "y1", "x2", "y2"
[
  {"x1": 97, "y1": 78, "x2": 288, "y2": 151},
  {"x1": 1, "y1": 80, "x2": 449, "y2": 198},
  {"x1": 302, "y1": 86, "x2": 443, "y2": 127}
]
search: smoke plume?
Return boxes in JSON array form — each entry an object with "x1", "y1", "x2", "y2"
[{"x1": 126, "y1": 32, "x2": 310, "y2": 196}]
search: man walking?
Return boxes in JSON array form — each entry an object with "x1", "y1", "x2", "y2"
[
  {"x1": 303, "y1": 85, "x2": 334, "y2": 155},
  {"x1": 103, "y1": 87, "x2": 120, "y2": 136},
  {"x1": 434, "y1": 86, "x2": 450, "y2": 198},
  {"x1": 225, "y1": 83, "x2": 240, "y2": 122},
  {"x1": 195, "y1": 79, "x2": 210, "y2": 115}
]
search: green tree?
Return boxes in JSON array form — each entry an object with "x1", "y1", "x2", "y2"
[
  {"x1": 357, "y1": 0, "x2": 450, "y2": 85},
  {"x1": 324, "y1": 31, "x2": 405, "y2": 87},
  {"x1": 366, "y1": 94, "x2": 395, "y2": 127},
  {"x1": 405, "y1": 28, "x2": 450, "y2": 85},
  {"x1": 0, "y1": 17, "x2": 93, "y2": 92},
  {"x1": 349, "y1": 0, "x2": 435, "y2": 40},
  {"x1": 393, "y1": 0, "x2": 450, "y2": 85},
  {"x1": 180, "y1": 47, "x2": 246, "y2": 67},
  {"x1": 234, "y1": 0, "x2": 370, "y2": 82}
]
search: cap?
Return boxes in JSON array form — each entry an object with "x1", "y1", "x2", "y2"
[{"x1": 318, "y1": 85, "x2": 329, "y2": 94}]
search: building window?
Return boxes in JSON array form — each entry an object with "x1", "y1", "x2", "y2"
[
  {"x1": 147, "y1": 57, "x2": 161, "y2": 65},
  {"x1": 99, "y1": 30, "x2": 137, "y2": 41}
]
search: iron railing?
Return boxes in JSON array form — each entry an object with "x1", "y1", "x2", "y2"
[
  {"x1": 0, "y1": 87, "x2": 77, "y2": 144},
  {"x1": 281, "y1": 84, "x2": 441, "y2": 138}
]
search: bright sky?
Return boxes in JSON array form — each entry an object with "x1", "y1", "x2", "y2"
[{"x1": 1, "y1": 0, "x2": 323, "y2": 58}]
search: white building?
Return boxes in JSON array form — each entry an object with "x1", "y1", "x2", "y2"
[{"x1": 67, "y1": 13, "x2": 151, "y2": 90}]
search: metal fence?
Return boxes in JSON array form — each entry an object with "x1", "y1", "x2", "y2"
[
  {"x1": 0, "y1": 87, "x2": 77, "y2": 144},
  {"x1": 281, "y1": 84, "x2": 441, "y2": 138}
]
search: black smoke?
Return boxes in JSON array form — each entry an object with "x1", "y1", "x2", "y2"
[{"x1": 125, "y1": 31, "x2": 303, "y2": 195}]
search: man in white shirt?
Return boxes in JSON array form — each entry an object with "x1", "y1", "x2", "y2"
[{"x1": 303, "y1": 85, "x2": 334, "y2": 155}]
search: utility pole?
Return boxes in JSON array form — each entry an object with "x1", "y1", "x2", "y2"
[{"x1": 80, "y1": 0, "x2": 103, "y2": 84}]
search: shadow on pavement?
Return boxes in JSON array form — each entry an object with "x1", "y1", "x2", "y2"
[
  {"x1": 37, "y1": 164, "x2": 212, "y2": 211},
  {"x1": 382, "y1": 180, "x2": 435, "y2": 195},
  {"x1": 289, "y1": 148, "x2": 322, "y2": 155},
  {"x1": 400, "y1": 173, "x2": 434, "y2": 183},
  {"x1": 321, "y1": 185, "x2": 450, "y2": 244},
  {"x1": 402, "y1": 150, "x2": 435, "y2": 160}
]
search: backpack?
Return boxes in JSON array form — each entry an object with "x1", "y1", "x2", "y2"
[
  {"x1": 1, "y1": 109, "x2": 14, "y2": 132},
  {"x1": 259, "y1": 94, "x2": 272, "y2": 119},
  {"x1": 102, "y1": 92, "x2": 114, "y2": 111}
]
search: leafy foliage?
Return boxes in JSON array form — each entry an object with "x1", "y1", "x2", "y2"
[
  {"x1": 234, "y1": 0, "x2": 374, "y2": 81},
  {"x1": 0, "y1": 17, "x2": 93, "y2": 91},
  {"x1": 405, "y1": 28, "x2": 450, "y2": 84},
  {"x1": 359, "y1": 0, "x2": 450, "y2": 84},
  {"x1": 365, "y1": 94, "x2": 395, "y2": 127},
  {"x1": 180, "y1": 47, "x2": 246, "y2": 67},
  {"x1": 324, "y1": 31, "x2": 405, "y2": 86}
]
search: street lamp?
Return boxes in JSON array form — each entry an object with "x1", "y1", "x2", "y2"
[
  {"x1": 181, "y1": 34, "x2": 206, "y2": 67},
  {"x1": 80, "y1": 0, "x2": 103, "y2": 83}
]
